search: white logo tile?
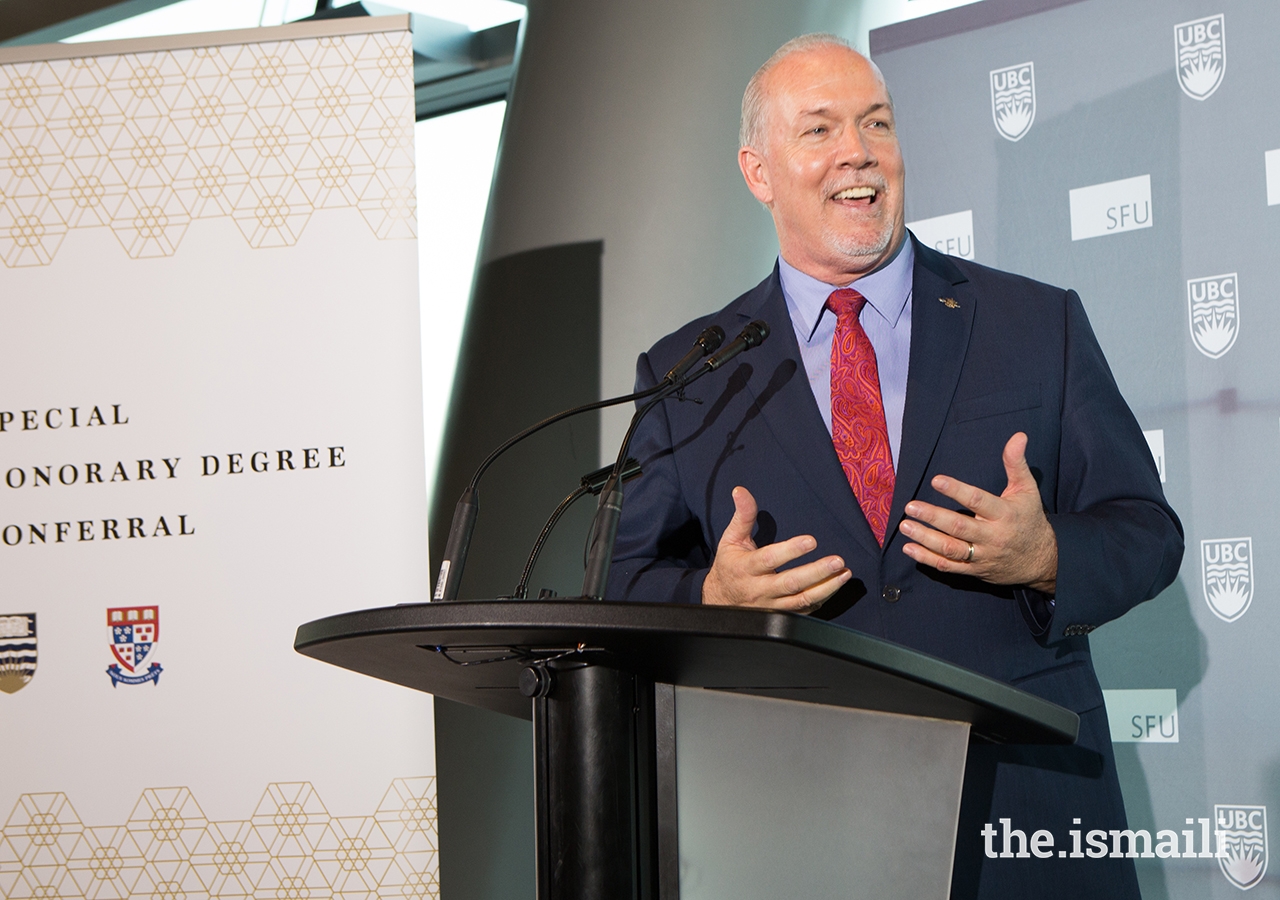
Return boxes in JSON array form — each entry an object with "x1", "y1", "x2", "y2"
[
  {"x1": 1069, "y1": 175, "x2": 1152, "y2": 241},
  {"x1": 1103, "y1": 689, "x2": 1178, "y2": 743},
  {"x1": 907, "y1": 210, "x2": 974, "y2": 260}
]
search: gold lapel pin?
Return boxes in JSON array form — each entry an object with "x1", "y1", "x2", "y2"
[{"x1": 939, "y1": 297, "x2": 960, "y2": 309}]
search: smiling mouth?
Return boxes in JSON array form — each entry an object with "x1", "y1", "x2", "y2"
[{"x1": 831, "y1": 186, "x2": 879, "y2": 206}]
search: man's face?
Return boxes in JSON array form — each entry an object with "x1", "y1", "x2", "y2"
[{"x1": 739, "y1": 45, "x2": 906, "y2": 284}]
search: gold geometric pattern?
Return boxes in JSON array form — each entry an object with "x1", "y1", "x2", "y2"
[
  {"x1": 0, "y1": 29, "x2": 415, "y2": 266},
  {"x1": 0, "y1": 780, "x2": 438, "y2": 899}
]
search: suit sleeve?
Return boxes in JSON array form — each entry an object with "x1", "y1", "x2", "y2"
[
  {"x1": 605, "y1": 351, "x2": 712, "y2": 603},
  {"x1": 1040, "y1": 289, "x2": 1185, "y2": 642}
]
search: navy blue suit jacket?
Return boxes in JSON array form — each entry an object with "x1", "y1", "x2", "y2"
[{"x1": 607, "y1": 238, "x2": 1184, "y2": 897}]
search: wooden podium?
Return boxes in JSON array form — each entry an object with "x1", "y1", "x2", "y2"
[{"x1": 294, "y1": 600, "x2": 1077, "y2": 900}]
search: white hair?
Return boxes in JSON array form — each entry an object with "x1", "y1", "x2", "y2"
[{"x1": 739, "y1": 33, "x2": 872, "y2": 150}]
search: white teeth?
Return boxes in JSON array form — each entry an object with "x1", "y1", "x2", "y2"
[{"x1": 833, "y1": 187, "x2": 876, "y2": 200}]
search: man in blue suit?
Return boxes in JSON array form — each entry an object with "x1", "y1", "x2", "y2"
[{"x1": 607, "y1": 34, "x2": 1183, "y2": 899}]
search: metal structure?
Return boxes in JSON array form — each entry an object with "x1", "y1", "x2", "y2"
[{"x1": 0, "y1": 0, "x2": 521, "y2": 118}]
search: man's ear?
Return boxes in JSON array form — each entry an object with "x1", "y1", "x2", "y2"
[{"x1": 738, "y1": 146, "x2": 773, "y2": 206}]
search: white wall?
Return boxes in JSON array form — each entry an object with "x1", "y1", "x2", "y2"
[{"x1": 415, "y1": 102, "x2": 508, "y2": 517}]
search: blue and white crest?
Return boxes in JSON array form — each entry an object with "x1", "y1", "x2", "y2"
[
  {"x1": 1176, "y1": 15, "x2": 1226, "y2": 101},
  {"x1": 107, "y1": 605, "x2": 163, "y2": 686},
  {"x1": 0, "y1": 613, "x2": 36, "y2": 694},
  {"x1": 990, "y1": 62, "x2": 1035, "y2": 142},
  {"x1": 1201, "y1": 537, "x2": 1252, "y2": 623},
  {"x1": 1215, "y1": 805, "x2": 1267, "y2": 890},
  {"x1": 1188, "y1": 273, "x2": 1239, "y2": 359}
]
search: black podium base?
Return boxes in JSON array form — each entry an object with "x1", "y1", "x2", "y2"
[{"x1": 533, "y1": 663, "x2": 656, "y2": 900}]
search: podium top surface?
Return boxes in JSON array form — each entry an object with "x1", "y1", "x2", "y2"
[{"x1": 294, "y1": 599, "x2": 1078, "y2": 745}]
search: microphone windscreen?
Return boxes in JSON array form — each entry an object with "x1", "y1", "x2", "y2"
[{"x1": 701, "y1": 325, "x2": 726, "y2": 353}]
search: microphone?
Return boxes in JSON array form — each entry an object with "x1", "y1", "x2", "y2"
[
  {"x1": 662, "y1": 325, "x2": 724, "y2": 383},
  {"x1": 579, "y1": 318, "x2": 772, "y2": 600},
  {"x1": 432, "y1": 326, "x2": 736, "y2": 603},
  {"x1": 702, "y1": 320, "x2": 770, "y2": 372}
]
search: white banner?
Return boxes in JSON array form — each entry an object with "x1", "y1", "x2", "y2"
[{"x1": 0, "y1": 17, "x2": 437, "y2": 900}]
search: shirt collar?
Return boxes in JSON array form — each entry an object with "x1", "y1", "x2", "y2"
[{"x1": 778, "y1": 235, "x2": 915, "y2": 341}]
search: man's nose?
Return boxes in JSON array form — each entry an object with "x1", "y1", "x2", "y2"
[{"x1": 834, "y1": 126, "x2": 874, "y2": 167}]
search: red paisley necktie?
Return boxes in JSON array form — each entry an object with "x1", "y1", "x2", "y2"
[{"x1": 828, "y1": 288, "x2": 895, "y2": 545}]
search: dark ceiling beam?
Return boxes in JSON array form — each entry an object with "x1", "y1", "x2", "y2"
[{"x1": 0, "y1": 0, "x2": 181, "y2": 46}]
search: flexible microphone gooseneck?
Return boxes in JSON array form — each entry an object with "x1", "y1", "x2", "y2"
[
  {"x1": 432, "y1": 325, "x2": 727, "y2": 603},
  {"x1": 580, "y1": 320, "x2": 770, "y2": 600},
  {"x1": 512, "y1": 457, "x2": 643, "y2": 600}
]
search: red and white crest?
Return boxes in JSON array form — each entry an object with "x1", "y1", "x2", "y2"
[{"x1": 107, "y1": 606, "x2": 159, "y2": 672}]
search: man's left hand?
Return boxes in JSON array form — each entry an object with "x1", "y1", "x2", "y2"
[{"x1": 898, "y1": 432, "x2": 1058, "y2": 594}]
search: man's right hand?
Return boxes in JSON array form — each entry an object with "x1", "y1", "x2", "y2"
[{"x1": 701, "y1": 486, "x2": 851, "y2": 613}]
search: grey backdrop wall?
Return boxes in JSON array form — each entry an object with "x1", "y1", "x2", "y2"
[{"x1": 874, "y1": 1, "x2": 1275, "y2": 897}]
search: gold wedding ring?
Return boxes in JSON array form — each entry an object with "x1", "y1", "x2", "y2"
[{"x1": 965, "y1": 542, "x2": 975, "y2": 563}]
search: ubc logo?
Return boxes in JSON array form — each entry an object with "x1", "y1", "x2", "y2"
[
  {"x1": 1214, "y1": 805, "x2": 1267, "y2": 890},
  {"x1": 1188, "y1": 273, "x2": 1239, "y2": 359},
  {"x1": 1201, "y1": 538, "x2": 1252, "y2": 623},
  {"x1": 0, "y1": 613, "x2": 36, "y2": 694},
  {"x1": 1175, "y1": 14, "x2": 1225, "y2": 100},
  {"x1": 990, "y1": 62, "x2": 1034, "y2": 142}
]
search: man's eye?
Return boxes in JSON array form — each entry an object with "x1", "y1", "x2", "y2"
[{"x1": 809, "y1": 126, "x2": 827, "y2": 135}]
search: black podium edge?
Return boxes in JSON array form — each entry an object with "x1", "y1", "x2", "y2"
[{"x1": 294, "y1": 599, "x2": 1079, "y2": 744}]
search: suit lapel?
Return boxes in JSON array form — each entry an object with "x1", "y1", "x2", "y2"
[
  {"x1": 736, "y1": 271, "x2": 882, "y2": 557},
  {"x1": 885, "y1": 240, "x2": 974, "y2": 544}
]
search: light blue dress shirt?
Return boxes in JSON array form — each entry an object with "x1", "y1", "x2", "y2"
[{"x1": 777, "y1": 237, "x2": 915, "y2": 468}]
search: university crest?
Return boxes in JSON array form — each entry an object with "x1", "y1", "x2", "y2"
[
  {"x1": 1188, "y1": 273, "x2": 1238, "y2": 359},
  {"x1": 0, "y1": 613, "x2": 37, "y2": 693},
  {"x1": 107, "y1": 605, "x2": 163, "y2": 686},
  {"x1": 990, "y1": 62, "x2": 1035, "y2": 142},
  {"x1": 1201, "y1": 538, "x2": 1252, "y2": 623},
  {"x1": 1215, "y1": 804, "x2": 1267, "y2": 890},
  {"x1": 1176, "y1": 14, "x2": 1225, "y2": 100}
]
